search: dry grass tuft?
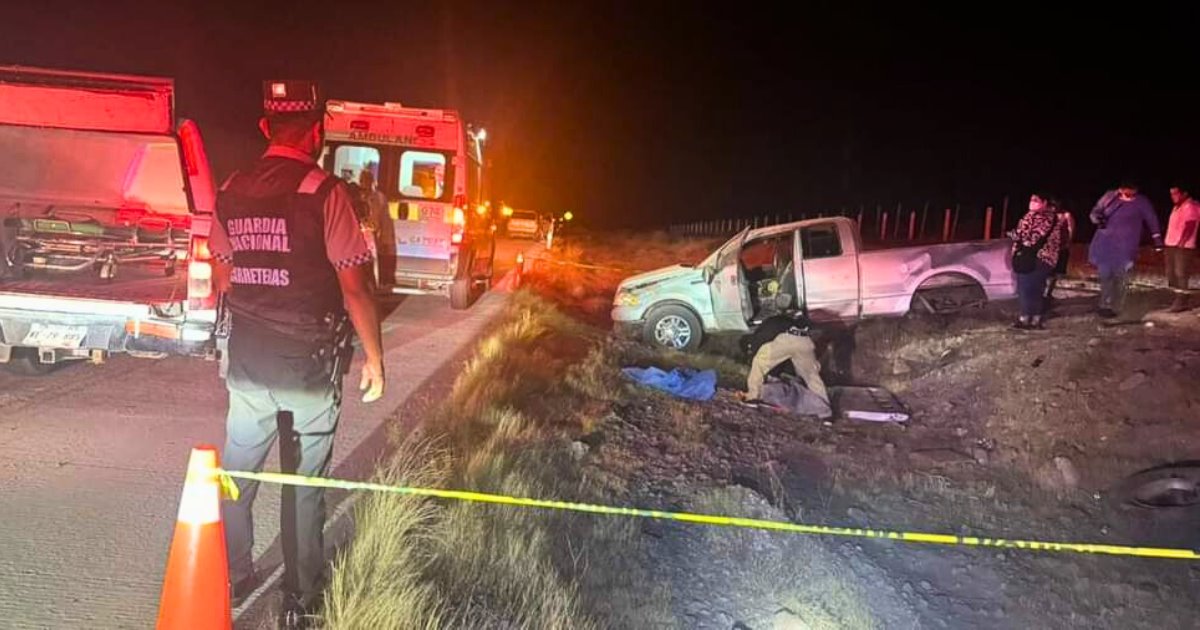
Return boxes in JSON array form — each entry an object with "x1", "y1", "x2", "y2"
[
  {"x1": 323, "y1": 440, "x2": 451, "y2": 630},
  {"x1": 327, "y1": 291, "x2": 660, "y2": 629}
]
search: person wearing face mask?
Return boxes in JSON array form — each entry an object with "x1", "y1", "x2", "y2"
[
  {"x1": 1009, "y1": 193, "x2": 1064, "y2": 329},
  {"x1": 206, "y1": 80, "x2": 385, "y2": 629},
  {"x1": 1088, "y1": 180, "x2": 1163, "y2": 318}
]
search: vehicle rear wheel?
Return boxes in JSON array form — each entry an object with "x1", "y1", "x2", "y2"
[
  {"x1": 910, "y1": 280, "x2": 987, "y2": 315},
  {"x1": 5, "y1": 348, "x2": 58, "y2": 376},
  {"x1": 643, "y1": 305, "x2": 703, "y2": 352},
  {"x1": 450, "y1": 278, "x2": 473, "y2": 310},
  {"x1": 450, "y1": 249, "x2": 478, "y2": 310}
]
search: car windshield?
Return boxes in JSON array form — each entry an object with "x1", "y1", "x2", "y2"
[{"x1": 512, "y1": 211, "x2": 537, "y2": 220}]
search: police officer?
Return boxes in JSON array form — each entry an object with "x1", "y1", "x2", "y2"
[
  {"x1": 208, "y1": 80, "x2": 385, "y2": 629},
  {"x1": 740, "y1": 313, "x2": 829, "y2": 417}
]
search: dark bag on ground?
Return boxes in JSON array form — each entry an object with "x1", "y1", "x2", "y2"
[{"x1": 761, "y1": 374, "x2": 833, "y2": 419}]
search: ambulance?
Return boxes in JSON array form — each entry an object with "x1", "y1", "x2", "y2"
[{"x1": 322, "y1": 100, "x2": 494, "y2": 309}]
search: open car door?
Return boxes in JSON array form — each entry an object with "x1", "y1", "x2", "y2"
[{"x1": 707, "y1": 227, "x2": 752, "y2": 331}]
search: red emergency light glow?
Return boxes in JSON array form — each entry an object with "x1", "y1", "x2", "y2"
[
  {"x1": 349, "y1": 120, "x2": 369, "y2": 131},
  {"x1": 416, "y1": 125, "x2": 435, "y2": 138}
]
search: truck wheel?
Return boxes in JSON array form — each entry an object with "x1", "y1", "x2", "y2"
[
  {"x1": 910, "y1": 277, "x2": 986, "y2": 315},
  {"x1": 644, "y1": 305, "x2": 703, "y2": 352},
  {"x1": 5, "y1": 348, "x2": 58, "y2": 376}
]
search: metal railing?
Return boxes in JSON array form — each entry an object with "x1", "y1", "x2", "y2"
[{"x1": 668, "y1": 199, "x2": 1030, "y2": 244}]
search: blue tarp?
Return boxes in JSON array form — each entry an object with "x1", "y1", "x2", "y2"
[{"x1": 621, "y1": 366, "x2": 717, "y2": 401}]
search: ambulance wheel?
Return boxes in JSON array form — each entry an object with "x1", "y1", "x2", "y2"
[{"x1": 451, "y1": 277, "x2": 473, "y2": 310}]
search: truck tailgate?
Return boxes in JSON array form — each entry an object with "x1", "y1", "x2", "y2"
[
  {"x1": 0, "y1": 270, "x2": 213, "y2": 357},
  {"x1": 0, "y1": 273, "x2": 185, "y2": 306}
]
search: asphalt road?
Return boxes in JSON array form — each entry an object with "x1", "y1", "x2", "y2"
[{"x1": 0, "y1": 238, "x2": 533, "y2": 629}]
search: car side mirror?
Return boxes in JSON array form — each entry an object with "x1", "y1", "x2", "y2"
[{"x1": 703, "y1": 266, "x2": 715, "y2": 284}]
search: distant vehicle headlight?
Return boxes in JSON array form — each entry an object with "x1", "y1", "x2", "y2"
[{"x1": 614, "y1": 291, "x2": 639, "y2": 307}]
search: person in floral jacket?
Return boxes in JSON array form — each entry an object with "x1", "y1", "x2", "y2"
[{"x1": 1009, "y1": 193, "x2": 1064, "y2": 329}]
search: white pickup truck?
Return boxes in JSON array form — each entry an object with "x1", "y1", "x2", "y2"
[
  {"x1": 0, "y1": 66, "x2": 218, "y2": 374},
  {"x1": 613, "y1": 217, "x2": 1016, "y2": 350}
]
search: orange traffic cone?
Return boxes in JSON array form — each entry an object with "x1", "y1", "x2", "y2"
[{"x1": 156, "y1": 445, "x2": 232, "y2": 630}]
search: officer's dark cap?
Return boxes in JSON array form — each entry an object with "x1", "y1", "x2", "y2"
[{"x1": 263, "y1": 80, "x2": 324, "y2": 115}]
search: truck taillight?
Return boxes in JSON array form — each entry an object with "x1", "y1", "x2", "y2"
[
  {"x1": 450, "y1": 206, "x2": 466, "y2": 245},
  {"x1": 190, "y1": 235, "x2": 211, "y2": 261},
  {"x1": 187, "y1": 235, "x2": 216, "y2": 310},
  {"x1": 188, "y1": 261, "x2": 213, "y2": 299}
]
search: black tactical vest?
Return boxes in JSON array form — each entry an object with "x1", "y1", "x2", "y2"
[{"x1": 217, "y1": 157, "x2": 344, "y2": 341}]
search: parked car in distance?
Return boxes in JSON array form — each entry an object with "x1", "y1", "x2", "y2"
[{"x1": 506, "y1": 210, "x2": 542, "y2": 240}]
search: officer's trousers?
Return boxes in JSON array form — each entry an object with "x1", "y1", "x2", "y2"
[
  {"x1": 747, "y1": 332, "x2": 827, "y2": 402},
  {"x1": 221, "y1": 334, "x2": 340, "y2": 607}
]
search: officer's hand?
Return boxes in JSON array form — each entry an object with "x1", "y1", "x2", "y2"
[{"x1": 360, "y1": 359, "x2": 385, "y2": 403}]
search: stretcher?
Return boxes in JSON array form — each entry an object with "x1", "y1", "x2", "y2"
[{"x1": 3, "y1": 210, "x2": 184, "y2": 281}]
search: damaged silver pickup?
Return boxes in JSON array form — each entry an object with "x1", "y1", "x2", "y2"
[{"x1": 612, "y1": 217, "x2": 1017, "y2": 350}]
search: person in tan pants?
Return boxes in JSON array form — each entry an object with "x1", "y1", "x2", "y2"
[{"x1": 746, "y1": 327, "x2": 828, "y2": 403}]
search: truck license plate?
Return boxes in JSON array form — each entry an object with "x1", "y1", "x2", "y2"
[{"x1": 22, "y1": 323, "x2": 88, "y2": 349}]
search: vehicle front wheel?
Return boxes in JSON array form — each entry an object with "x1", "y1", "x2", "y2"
[{"x1": 643, "y1": 305, "x2": 703, "y2": 352}]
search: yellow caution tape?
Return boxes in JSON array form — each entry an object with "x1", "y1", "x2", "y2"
[
  {"x1": 524, "y1": 257, "x2": 642, "y2": 273},
  {"x1": 219, "y1": 469, "x2": 1200, "y2": 560}
]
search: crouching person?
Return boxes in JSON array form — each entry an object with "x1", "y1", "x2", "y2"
[{"x1": 741, "y1": 314, "x2": 831, "y2": 419}]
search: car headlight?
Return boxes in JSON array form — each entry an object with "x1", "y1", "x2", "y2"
[{"x1": 614, "y1": 291, "x2": 640, "y2": 307}]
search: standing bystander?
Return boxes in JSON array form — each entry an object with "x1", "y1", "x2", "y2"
[
  {"x1": 1088, "y1": 181, "x2": 1163, "y2": 318},
  {"x1": 1164, "y1": 184, "x2": 1200, "y2": 311}
]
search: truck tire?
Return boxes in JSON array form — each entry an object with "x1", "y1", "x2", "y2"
[
  {"x1": 910, "y1": 276, "x2": 987, "y2": 315},
  {"x1": 5, "y1": 348, "x2": 58, "y2": 376},
  {"x1": 643, "y1": 305, "x2": 703, "y2": 352}
]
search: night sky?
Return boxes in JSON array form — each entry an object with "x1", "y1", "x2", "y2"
[{"x1": 3, "y1": 2, "x2": 1199, "y2": 227}]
